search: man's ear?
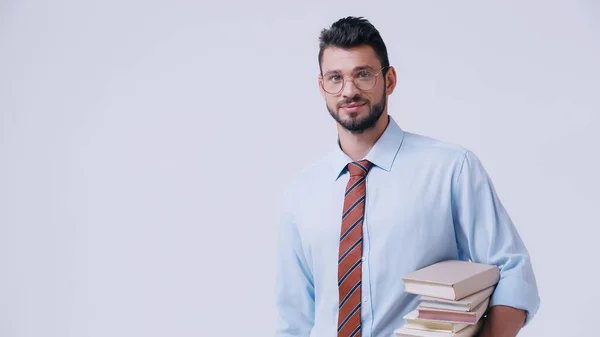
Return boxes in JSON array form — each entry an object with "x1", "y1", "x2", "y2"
[
  {"x1": 385, "y1": 66, "x2": 397, "y2": 95},
  {"x1": 318, "y1": 75, "x2": 326, "y2": 99}
]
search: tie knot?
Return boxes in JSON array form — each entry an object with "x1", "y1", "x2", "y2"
[{"x1": 347, "y1": 160, "x2": 373, "y2": 177}]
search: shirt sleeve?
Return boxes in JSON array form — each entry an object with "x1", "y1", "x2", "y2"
[
  {"x1": 451, "y1": 150, "x2": 541, "y2": 326},
  {"x1": 275, "y1": 178, "x2": 315, "y2": 337}
]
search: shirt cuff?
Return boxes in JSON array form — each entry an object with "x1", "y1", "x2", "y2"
[{"x1": 489, "y1": 276, "x2": 541, "y2": 326}]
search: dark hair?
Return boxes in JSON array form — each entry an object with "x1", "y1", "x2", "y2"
[{"x1": 318, "y1": 16, "x2": 390, "y2": 75}]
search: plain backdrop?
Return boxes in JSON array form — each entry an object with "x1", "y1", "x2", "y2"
[{"x1": 1, "y1": 1, "x2": 599, "y2": 336}]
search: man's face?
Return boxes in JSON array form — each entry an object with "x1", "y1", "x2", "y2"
[{"x1": 319, "y1": 45, "x2": 389, "y2": 133}]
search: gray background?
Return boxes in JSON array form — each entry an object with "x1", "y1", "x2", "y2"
[{"x1": 1, "y1": 0, "x2": 599, "y2": 336}]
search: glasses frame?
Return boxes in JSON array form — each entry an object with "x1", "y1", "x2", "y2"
[{"x1": 320, "y1": 66, "x2": 389, "y2": 95}]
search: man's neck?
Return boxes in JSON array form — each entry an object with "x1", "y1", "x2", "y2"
[{"x1": 338, "y1": 114, "x2": 389, "y2": 162}]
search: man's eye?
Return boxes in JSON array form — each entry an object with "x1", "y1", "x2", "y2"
[
  {"x1": 357, "y1": 71, "x2": 370, "y2": 78},
  {"x1": 329, "y1": 75, "x2": 341, "y2": 81}
]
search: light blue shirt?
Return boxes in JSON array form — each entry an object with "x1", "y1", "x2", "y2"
[{"x1": 275, "y1": 116, "x2": 540, "y2": 337}]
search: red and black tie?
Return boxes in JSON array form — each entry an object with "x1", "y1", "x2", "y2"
[{"x1": 337, "y1": 160, "x2": 373, "y2": 337}]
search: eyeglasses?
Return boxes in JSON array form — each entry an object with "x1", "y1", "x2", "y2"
[{"x1": 320, "y1": 66, "x2": 389, "y2": 95}]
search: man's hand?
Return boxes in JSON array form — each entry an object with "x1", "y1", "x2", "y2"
[{"x1": 478, "y1": 305, "x2": 527, "y2": 337}]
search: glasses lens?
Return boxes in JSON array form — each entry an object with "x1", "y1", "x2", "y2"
[
  {"x1": 355, "y1": 72, "x2": 377, "y2": 91},
  {"x1": 323, "y1": 78, "x2": 342, "y2": 94}
]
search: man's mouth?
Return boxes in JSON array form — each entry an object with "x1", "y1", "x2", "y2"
[
  {"x1": 343, "y1": 102, "x2": 366, "y2": 108},
  {"x1": 340, "y1": 101, "x2": 367, "y2": 112}
]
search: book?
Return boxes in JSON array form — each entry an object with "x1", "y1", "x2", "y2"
[
  {"x1": 401, "y1": 260, "x2": 500, "y2": 300},
  {"x1": 418, "y1": 285, "x2": 495, "y2": 312},
  {"x1": 394, "y1": 260, "x2": 498, "y2": 337},
  {"x1": 416, "y1": 298, "x2": 490, "y2": 324},
  {"x1": 403, "y1": 309, "x2": 469, "y2": 333},
  {"x1": 394, "y1": 319, "x2": 483, "y2": 337}
]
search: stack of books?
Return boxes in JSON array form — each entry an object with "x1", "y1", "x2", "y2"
[{"x1": 394, "y1": 260, "x2": 500, "y2": 337}]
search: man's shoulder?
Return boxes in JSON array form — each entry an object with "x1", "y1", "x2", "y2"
[
  {"x1": 402, "y1": 130, "x2": 471, "y2": 162},
  {"x1": 401, "y1": 131, "x2": 492, "y2": 182},
  {"x1": 281, "y1": 151, "x2": 335, "y2": 195}
]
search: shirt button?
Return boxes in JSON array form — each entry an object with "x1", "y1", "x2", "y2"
[
  {"x1": 363, "y1": 296, "x2": 369, "y2": 302},
  {"x1": 361, "y1": 256, "x2": 366, "y2": 261}
]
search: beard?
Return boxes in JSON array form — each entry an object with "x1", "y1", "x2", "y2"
[{"x1": 327, "y1": 90, "x2": 387, "y2": 134}]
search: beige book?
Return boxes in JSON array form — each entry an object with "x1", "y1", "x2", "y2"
[
  {"x1": 416, "y1": 298, "x2": 490, "y2": 324},
  {"x1": 401, "y1": 260, "x2": 500, "y2": 300},
  {"x1": 395, "y1": 319, "x2": 483, "y2": 337},
  {"x1": 419, "y1": 285, "x2": 495, "y2": 312},
  {"x1": 403, "y1": 309, "x2": 468, "y2": 333}
]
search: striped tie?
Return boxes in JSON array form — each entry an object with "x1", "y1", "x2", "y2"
[{"x1": 337, "y1": 160, "x2": 373, "y2": 337}]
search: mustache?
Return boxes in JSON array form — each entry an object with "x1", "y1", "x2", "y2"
[{"x1": 338, "y1": 96, "x2": 369, "y2": 108}]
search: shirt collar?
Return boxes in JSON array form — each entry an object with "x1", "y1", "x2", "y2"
[{"x1": 330, "y1": 115, "x2": 406, "y2": 181}]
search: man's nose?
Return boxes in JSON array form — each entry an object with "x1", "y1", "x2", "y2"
[{"x1": 342, "y1": 78, "x2": 360, "y2": 98}]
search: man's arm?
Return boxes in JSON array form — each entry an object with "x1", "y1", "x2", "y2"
[
  {"x1": 478, "y1": 305, "x2": 527, "y2": 337},
  {"x1": 275, "y1": 180, "x2": 315, "y2": 337},
  {"x1": 451, "y1": 150, "x2": 541, "y2": 336}
]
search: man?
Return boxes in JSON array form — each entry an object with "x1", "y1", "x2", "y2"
[{"x1": 275, "y1": 16, "x2": 540, "y2": 337}]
